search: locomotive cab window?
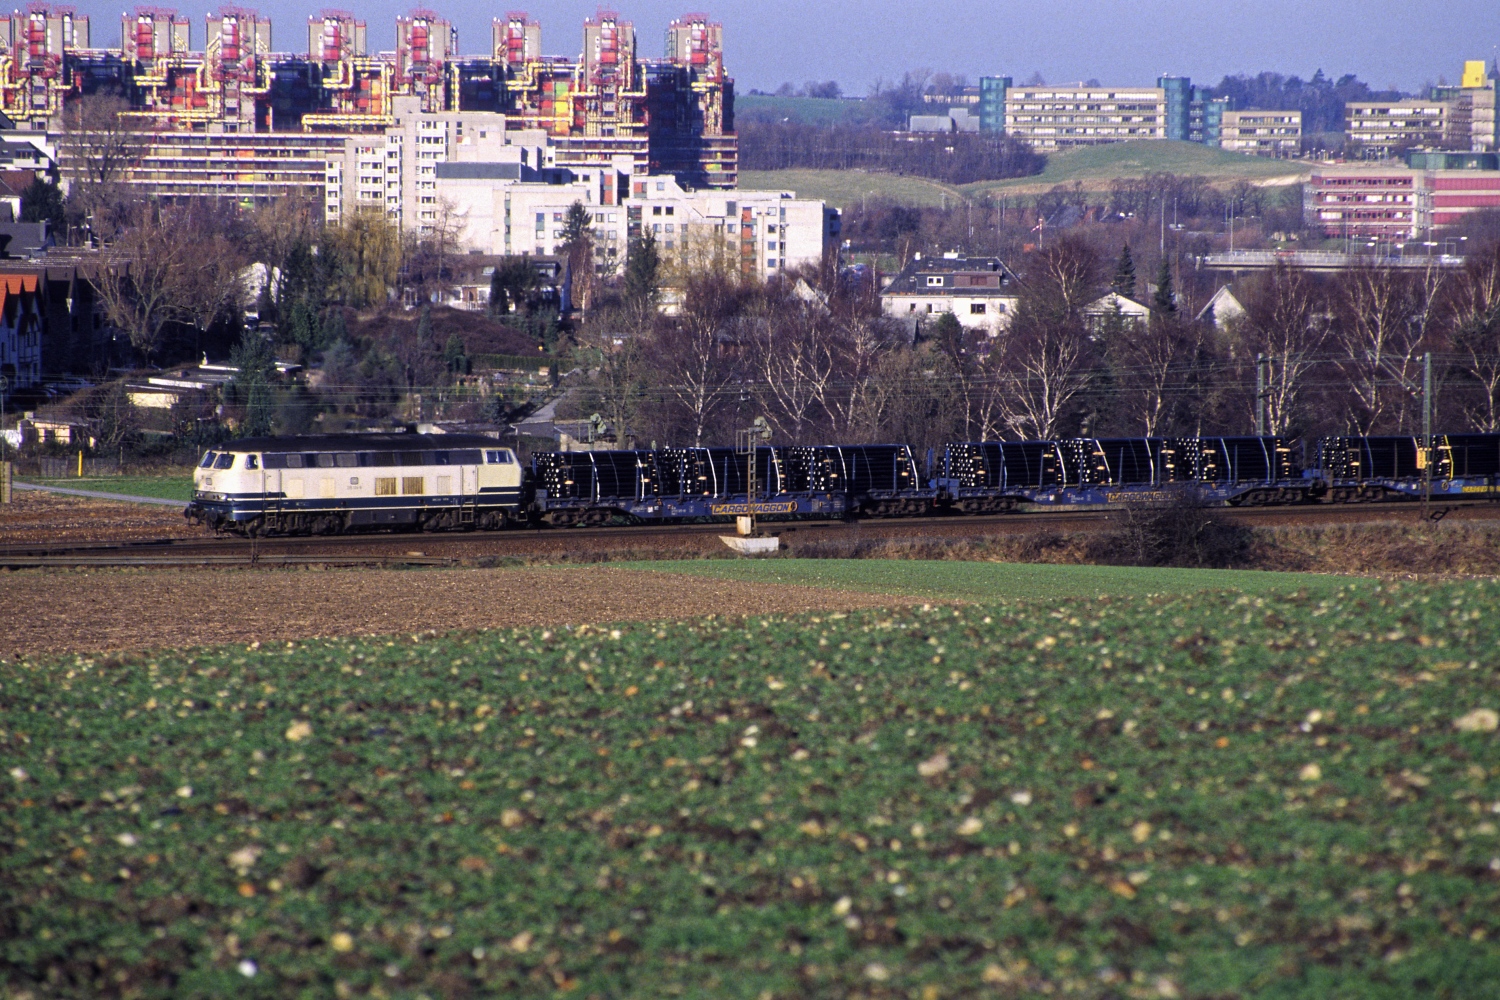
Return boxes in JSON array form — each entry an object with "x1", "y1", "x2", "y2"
[
  {"x1": 213, "y1": 453, "x2": 235, "y2": 470},
  {"x1": 199, "y1": 452, "x2": 217, "y2": 468},
  {"x1": 485, "y1": 450, "x2": 515, "y2": 464},
  {"x1": 245, "y1": 454, "x2": 259, "y2": 470}
]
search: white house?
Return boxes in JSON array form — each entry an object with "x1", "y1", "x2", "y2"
[
  {"x1": 879, "y1": 253, "x2": 1021, "y2": 337},
  {"x1": 1082, "y1": 292, "x2": 1153, "y2": 332}
]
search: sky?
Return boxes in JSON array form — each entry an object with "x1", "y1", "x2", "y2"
[{"x1": 68, "y1": 0, "x2": 1499, "y2": 95}]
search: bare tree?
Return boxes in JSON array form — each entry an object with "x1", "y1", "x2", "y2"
[
  {"x1": 1449, "y1": 243, "x2": 1500, "y2": 430},
  {"x1": 994, "y1": 306, "x2": 1094, "y2": 439},
  {"x1": 1239, "y1": 264, "x2": 1329, "y2": 434},
  {"x1": 93, "y1": 207, "x2": 195, "y2": 362},
  {"x1": 1109, "y1": 311, "x2": 1205, "y2": 436},
  {"x1": 1333, "y1": 263, "x2": 1443, "y2": 434},
  {"x1": 58, "y1": 94, "x2": 142, "y2": 232},
  {"x1": 746, "y1": 291, "x2": 837, "y2": 442},
  {"x1": 644, "y1": 273, "x2": 742, "y2": 445},
  {"x1": 815, "y1": 315, "x2": 891, "y2": 440}
]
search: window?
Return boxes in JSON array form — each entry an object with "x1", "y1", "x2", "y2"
[
  {"x1": 767, "y1": 241, "x2": 776, "y2": 250},
  {"x1": 926, "y1": 276, "x2": 944, "y2": 287},
  {"x1": 214, "y1": 453, "x2": 235, "y2": 470},
  {"x1": 402, "y1": 476, "x2": 424, "y2": 495},
  {"x1": 767, "y1": 259, "x2": 777, "y2": 268},
  {"x1": 245, "y1": 454, "x2": 259, "y2": 470},
  {"x1": 656, "y1": 181, "x2": 665, "y2": 191},
  {"x1": 485, "y1": 449, "x2": 515, "y2": 464},
  {"x1": 553, "y1": 212, "x2": 563, "y2": 222},
  {"x1": 652, "y1": 206, "x2": 662, "y2": 215},
  {"x1": 909, "y1": 303, "x2": 917, "y2": 312},
  {"x1": 375, "y1": 477, "x2": 397, "y2": 496},
  {"x1": 665, "y1": 207, "x2": 674, "y2": 216},
  {"x1": 199, "y1": 452, "x2": 217, "y2": 468},
  {"x1": 315, "y1": 453, "x2": 336, "y2": 468},
  {"x1": 335, "y1": 453, "x2": 358, "y2": 468},
  {"x1": 970, "y1": 303, "x2": 987, "y2": 314}
]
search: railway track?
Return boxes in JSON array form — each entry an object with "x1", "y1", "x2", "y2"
[{"x1": 2, "y1": 498, "x2": 1496, "y2": 569}]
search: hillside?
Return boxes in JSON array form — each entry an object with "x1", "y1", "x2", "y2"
[
  {"x1": 735, "y1": 93, "x2": 876, "y2": 126},
  {"x1": 740, "y1": 140, "x2": 1311, "y2": 208}
]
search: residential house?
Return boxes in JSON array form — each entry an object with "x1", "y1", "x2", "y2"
[
  {"x1": 879, "y1": 254, "x2": 1020, "y2": 337},
  {"x1": 0, "y1": 272, "x2": 41, "y2": 394},
  {"x1": 1196, "y1": 286, "x2": 1247, "y2": 329},
  {"x1": 1082, "y1": 292, "x2": 1152, "y2": 333}
]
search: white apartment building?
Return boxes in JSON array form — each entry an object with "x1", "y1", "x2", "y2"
[
  {"x1": 323, "y1": 95, "x2": 552, "y2": 235},
  {"x1": 436, "y1": 165, "x2": 838, "y2": 281},
  {"x1": 1004, "y1": 85, "x2": 1167, "y2": 148},
  {"x1": 1218, "y1": 110, "x2": 1302, "y2": 155}
]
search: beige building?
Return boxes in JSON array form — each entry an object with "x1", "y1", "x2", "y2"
[
  {"x1": 1345, "y1": 101, "x2": 1450, "y2": 155},
  {"x1": 1218, "y1": 110, "x2": 1301, "y2": 155},
  {"x1": 1004, "y1": 85, "x2": 1167, "y2": 148}
]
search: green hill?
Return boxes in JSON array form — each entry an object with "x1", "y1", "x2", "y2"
[
  {"x1": 740, "y1": 140, "x2": 1311, "y2": 208},
  {"x1": 738, "y1": 169, "x2": 966, "y2": 209},
  {"x1": 735, "y1": 93, "x2": 875, "y2": 126}
]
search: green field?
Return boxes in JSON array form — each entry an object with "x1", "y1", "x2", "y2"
[
  {"x1": 639, "y1": 559, "x2": 1350, "y2": 603},
  {"x1": 27, "y1": 476, "x2": 195, "y2": 502},
  {"x1": 5, "y1": 577, "x2": 1498, "y2": 998},
  {"x1": 739, "y1": 169, "x2": 968, "y2": 209},
  {"x1": 736, "y1": 94, "x2": 876, "y2": 127},
  {"x1": 742, "y1": 141, "x2": 1310, "y2": 208}
]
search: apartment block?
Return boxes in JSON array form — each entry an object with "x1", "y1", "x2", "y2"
[
  {"x1": 37, "y1": 6, "x2": 736, "y2": 202},
  {"x1": 437, "y1": 165, "x2": 836, "y2": 281},
  {"x1": 1218, "y1": 110, "x2": 1301, "y2": 155},
  {"x1": 1003, "y1": 85, "x2": 1167, "y2": 148},
  {"x1": 1306, "y1": 157, "x2": 1500, "y2": 238},
  {"x1": 1345, "y1": 101, "x2": 1451, "y2": 155}
]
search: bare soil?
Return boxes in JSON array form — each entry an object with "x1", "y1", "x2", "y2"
[
  {"x1": 0, "y1": 489, "x2": 195, "y2": 544},
  {"x1": 0, "y1": 565, "x2": 918, "y2": 660}
]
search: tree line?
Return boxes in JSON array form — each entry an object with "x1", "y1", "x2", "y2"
[{"x1": 738, "y1": 120, "x2": 1045, "y2": 184}]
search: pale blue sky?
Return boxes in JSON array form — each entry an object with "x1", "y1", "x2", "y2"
[{"x1": 72, "y1": 0, "x2": 1498, "y2": 93}]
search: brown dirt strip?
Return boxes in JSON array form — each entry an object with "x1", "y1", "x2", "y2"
[
  {"x1": 0, "y1": 489, "x2": 196, "y2": 544},
  {"x1": 0, "y1": 566, "x2": 920, "y2": 660}
]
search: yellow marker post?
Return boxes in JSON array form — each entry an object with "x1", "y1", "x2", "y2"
[{"x1": 78, "y1": 450, "x2": 83, "y2": 478}]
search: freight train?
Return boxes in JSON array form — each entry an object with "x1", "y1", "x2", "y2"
[{"x1": 184, "y1": 431, "x2": 1500, "y2": 535}]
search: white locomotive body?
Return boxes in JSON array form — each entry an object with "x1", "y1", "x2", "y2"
[{"x1": 186, "y1": 433, "x2": 527, "y2": 535}]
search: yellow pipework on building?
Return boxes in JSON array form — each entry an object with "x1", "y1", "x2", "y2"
[{"x1": 1462, "y1": 60, "x2": 1488, "y2": 89}]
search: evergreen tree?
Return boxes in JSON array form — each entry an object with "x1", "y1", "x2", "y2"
[
  {"x1": 489, "y1": 257, "x2": 539, "y2": 317},
  {"x1": 1153, "y1": 257, "x2": 1176, "y2": 313},
  {"x1": 1111, "y1": 244, "x2": 1137, "y2": 299},
  {"x1": 442, "y1": 333, "x2": 469, "y2": 375},
  {"x1": 20, "y1": 176, "x2": 65, "y2": 231},
  {"x1": 623, "y1": 229, "x2": 661, "y2": 311},
  {"x1": 229, "y1": 334, "x2": 278, "y2": 437}
]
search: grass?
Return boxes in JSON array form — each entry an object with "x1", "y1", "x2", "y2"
[
  {"x1": 4, "y1": 579, "x2": 1499, "y2": 998},
  {"x1": 736, "y1": 94, "x2": 876, "y2": 127},
  {"x1": 742, "y1": 141, "x2": 1310, "y2": 208},
  {"x1": 633, "y1": 558, "x2": 1351, "y2": 603},
  {"x1": 26, "y1": 475, "x2": 195, "y2": 502},
  {"x1": 965, "y1": 140, "x2": 1309, "y2": 198},
  {"x1": 739, "y1": 169, "x2": 967, "y2": 209}
]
